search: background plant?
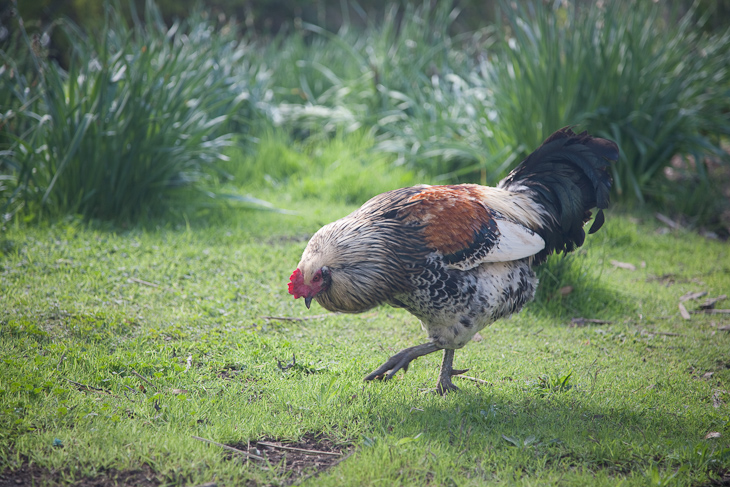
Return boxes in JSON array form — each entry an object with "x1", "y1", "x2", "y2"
[
  {"x1": 1, "y1": 0, "x2": 273, "y2": 223},
  {"x1": 2, "y1": 0, "x2": 729, "y2": 228},
  {"x1": 262, "y1": 0, "x2": 730, "y2": 201},
  {"x1": 488, "y1": 1, "x2": 730, "y2": 202}
]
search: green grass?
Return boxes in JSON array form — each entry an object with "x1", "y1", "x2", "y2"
[
  {"x1": 219, "y1": 129, "x2": 418, "y2": 206},
  {"x1": 1, "y1": 133, "x2": 729, "y2": 485}
]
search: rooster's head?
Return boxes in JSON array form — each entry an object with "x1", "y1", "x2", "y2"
[{"x1": 288, "y1": 266, "x2": 331, "y2": 309}]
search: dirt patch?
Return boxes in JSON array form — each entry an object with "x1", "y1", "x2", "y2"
[
  {"x1": 0, "y1": 460, "x2": 160, "y2": 487},
  {"x1": 705, "y1": 469, "x2": 730, "y2": 486},
  {"x1": 228, "y1": 433, "x2": 352, "y2": 485},
  {"x1": 0, "y1": 461, "x2": 48, "y2": 487}
]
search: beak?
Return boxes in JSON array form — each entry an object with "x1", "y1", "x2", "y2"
[{"x1": 304, "y1": 296, "x2": 313, "y2": 309}]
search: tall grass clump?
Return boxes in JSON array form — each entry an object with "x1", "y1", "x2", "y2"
[
  {"x1": 268, "y1": 0, "x2": 729, "y2": 203},
  {"x1": 487, "y1": 0, "x2": 730, "y2": 202},
  {"x1": 263, "y1": 2, "x2": 510, "y2": 180},
  {"x1": 1, "y1": 0, "x2": 270, "y2": 223}
]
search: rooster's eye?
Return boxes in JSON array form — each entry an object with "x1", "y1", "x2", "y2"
[{"x1": 312, "y1": 274, "x2": 321, "y2": 282}]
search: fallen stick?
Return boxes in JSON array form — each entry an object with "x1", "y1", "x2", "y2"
[
  {"x1": 131, "y1": 369, "x2": 158, "y2": 390},
  {"x1": 454, "y1": 375, "x2": 491, "y2": 386},
  {"x1": 256, "y1": 440, "x2": 342, "y2": 457},
  {"x1": 192, "y1": 436, "x2": 266, "y2": 462},
  {"x1": 56, "y1": 353, "x2": 66, "y2": 371},
  {"x1": 128, "y1": 277, "x2": 159, "y2": 288},
  {"x1": 655, "y1": 212, "x2": 681, "y2": 230},
  {"x1": 571, "y1": 318, "x2": 613, "y2": 326},
  {"x1": 65, "y1": 379, "x2": 121, "y2": 398},
  {"x1": 680, "y1": 291, "x2": 707, "y2": 302},
  {"x1": 261, "y1": 314, "x2": 332, "y2": 322},
  {"x1": 66, "y1": 379, "x2": 106, "y2": 392}
]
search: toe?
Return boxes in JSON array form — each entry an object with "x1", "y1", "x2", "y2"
[{"x1": 436, "y1": 381, "x2": 459, "y2": 395}]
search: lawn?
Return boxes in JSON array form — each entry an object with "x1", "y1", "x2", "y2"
[
  {"x1": 1, "y1": 1, "x2": 729, "y2": 482},
  {"x1": 1, "y1": 187, "x2": 729, "y2": 485}
]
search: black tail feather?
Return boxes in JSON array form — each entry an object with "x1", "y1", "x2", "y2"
[{"x1": 498, "y1": 127, "x2": 618, "y2": 264}]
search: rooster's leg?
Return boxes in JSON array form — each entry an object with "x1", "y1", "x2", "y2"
[
  {"x1": 435, "y1": 349, "x2": 469, "y2": 395},
  {"x1": 364, "y1": 342, "x2": 440, "y2": 381}
]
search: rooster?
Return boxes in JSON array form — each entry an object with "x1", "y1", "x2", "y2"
[{"x1": 288, "y1": 128, "x2": 617, "y2": 394}]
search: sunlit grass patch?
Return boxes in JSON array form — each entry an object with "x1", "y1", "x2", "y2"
[{"x1": 1, "y1": 205, "x2": 729, "y2": 485}]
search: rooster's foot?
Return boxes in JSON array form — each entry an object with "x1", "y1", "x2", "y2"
[
  {"x1": 435, "y1": 349, "x2": 467, "y2": 395},
  {"x1": 364, "y1": 342, "x2": 440, "y2": 381}
]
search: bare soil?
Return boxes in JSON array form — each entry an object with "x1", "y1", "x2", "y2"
[
  {"x1": 228, "y1": 433, "x2": 352, "y2": 485},
  {"x1": 0, "y1": 460, "x2": 160, "y2": 487}
]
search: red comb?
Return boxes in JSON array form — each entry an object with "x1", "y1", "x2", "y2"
[{"x1": 288, "y1": 268, "x2": 304, "y2": 298}]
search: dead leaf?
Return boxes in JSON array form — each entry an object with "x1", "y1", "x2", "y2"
[
  {"x1": 610, "y1": 260, "x2": 636, "y2": 271},
  {"x1": 680, "y1": 291, "x2": 707, "y2": 302},
  {"x1": 699, "y1": 295, "x2": 727, "y2": 309},
  {"x1": 701, "y1": 372, "x2": 714, "y2": 379},
  {"x1": 472, "y1": 333, "x2": 483, "y2": 342},
  {"x1": 719, "y1": 325, "x2": 730, "y2": 332},
  {"x1": 704, "y1": 432, "x2": 722, "y2": 439},
  {"x1": 171, "y1": 389, "x2": 189, "y2": 395},
  {"x1": 559, "y1": 286, "x2": 573, "y2": 296},
  {"x1": 678, "y1": 302, "x2": 691, "y2": 320}
]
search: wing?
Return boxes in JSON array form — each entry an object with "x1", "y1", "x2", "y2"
[{"x1": 399, "y1": 185, "x2": 545, "y2": 271}]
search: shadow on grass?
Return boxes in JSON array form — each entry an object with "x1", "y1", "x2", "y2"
[
  {"x1": 357, "y1": 386, "x2": 728, "y2": 484},
  {"x1": 530, "y1": 252, "x2": 633, "y2": 322}
]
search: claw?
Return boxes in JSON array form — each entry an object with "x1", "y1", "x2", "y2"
[
  {"x1": 436, "y1": 379, "x2": 460, "y2": 395},
  {"x1": 450, "y1": 368, "x2": 469, "y2": 376},
  {"x1": 364, "y1": 342, "x2": 440, "y2": 382},
  {"x1": 435, "y1": 349, "x2": 463, "y2": 395}
]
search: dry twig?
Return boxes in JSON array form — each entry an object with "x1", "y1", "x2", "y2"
[
  {"x1": 128, "y1": 277, "x2": 159, "y2": 288},
  {"x1": 65, "y1": 379, "x2": 121, "y2": 398},
  {"x1": 192, "y1": 436, "x2": 266, "y2": 461},
  {"x1": 131, "y1": 369, "x2": 157, "y2": 390},
  {"x1": 680, "y1": 291, "x2": 708, "y2": 302},
  {"x1": 454, "y1": 375, "x2": 491, "y2": 386},
  {"x1": 655, "y1": 212, "x2": 681, "y2": 230},
  {"x1": 56, "y1": 353, "x2": 66, "y2": 371},
  {"x1": 256, "y1": 441, "x2": 342, "y2": 456},
  {"x1": 571, "y1": 318, "x2": 613, "y2": 327},
  {"x1": 262, "y1": 314, "x2": 332, "y2": 322},
  {"x1": 702, "y1": 309, "x2": 730, "y2": 314}
]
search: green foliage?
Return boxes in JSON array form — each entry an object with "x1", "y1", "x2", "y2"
[
  {"x1": 265, "y1": 0, "x2": 730, "y2": 205},
  {"x1": 490, "y1": 0, "x2": 730, "y2": 202},
  {"x1": 4, "y1": 0, "x2": 730, "y2": 226},
  {"x1": 1, "y1": 1, "x2": 271, "y2": 223}
]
